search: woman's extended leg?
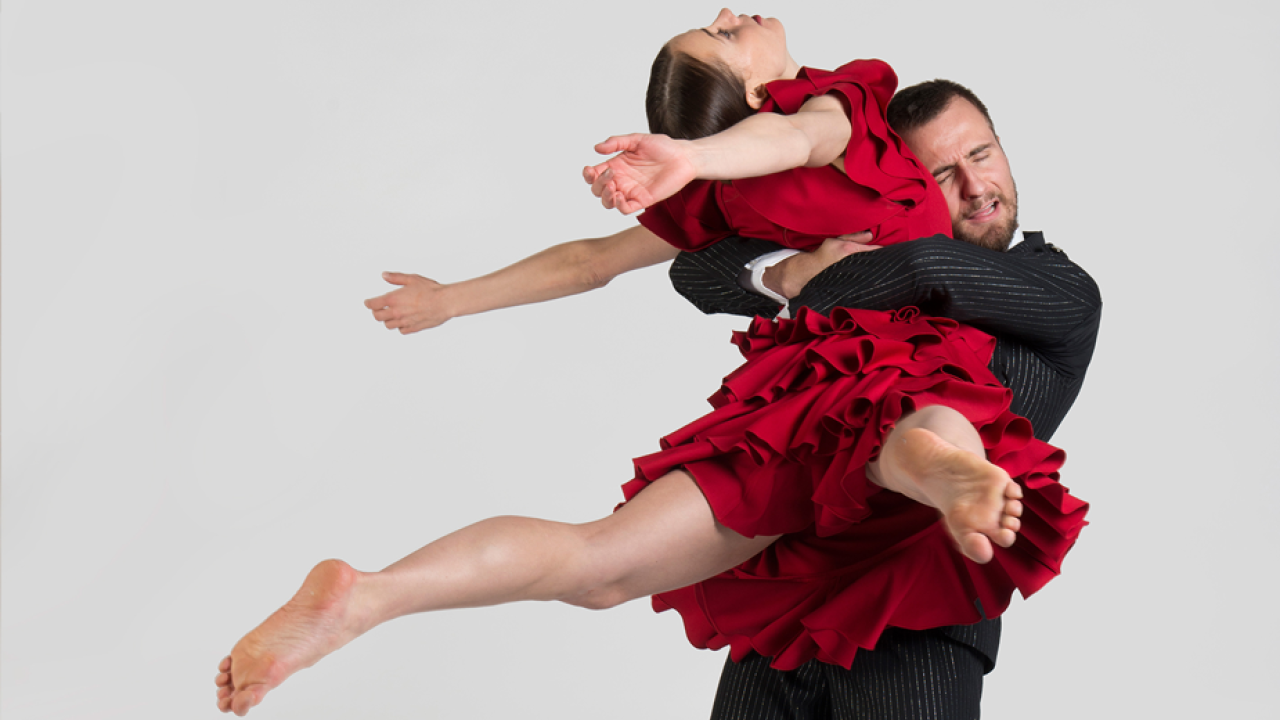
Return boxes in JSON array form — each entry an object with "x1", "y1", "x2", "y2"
[
  {"x1": 868, "y1": 405, "x2": 1024, "y2": 564},
  {"x1": 214, "y1": 470, "x2": 776, "y2": 716}
]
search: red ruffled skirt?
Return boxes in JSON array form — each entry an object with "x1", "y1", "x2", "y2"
[{"x1": 623, "y1": 306, "x2": 1088, "y2": 670}]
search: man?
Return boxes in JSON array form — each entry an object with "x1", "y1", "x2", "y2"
[{"x1": 669, "y1": 79, "x2": 1102, "y2": 719}]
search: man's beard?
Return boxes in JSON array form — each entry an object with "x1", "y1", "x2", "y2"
[{"x1": 954, "y1": 180, "x2": 1019, "y2": 251}]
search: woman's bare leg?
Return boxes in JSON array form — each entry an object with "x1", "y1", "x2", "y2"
[
  {"x1": 214, "y1": 470, "x2": 774, "y2": 716},
  {"x1": 868, "y1": 405, "x2": 1023, "y2": 564}
]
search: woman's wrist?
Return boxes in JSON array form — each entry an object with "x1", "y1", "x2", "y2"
[
  {"x1": 437, "y1": 282, "x2": 471, "y2": 320},
  {"x1": 678, "y1": 138, "x2": 713, "y2": 181}
]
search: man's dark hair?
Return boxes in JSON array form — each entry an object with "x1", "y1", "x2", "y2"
[
  {"x1": 887, "y1": 79, "x2": 996, "y2": 136},
  {"x1": 646, "y1": 44, "x2": 755, "y2": 140}
]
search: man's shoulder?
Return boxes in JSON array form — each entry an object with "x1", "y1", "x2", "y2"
[
  {"x1": 1012, "y1": 231, "x2": 1072, "y2": 260},
  {"x1": 1012, "y1": 230, "x2": 1045, "y2": 252}
]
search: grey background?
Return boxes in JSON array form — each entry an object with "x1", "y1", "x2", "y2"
[{"x1": 3, "y1": 1, "x2": 1277, "y2": 718}]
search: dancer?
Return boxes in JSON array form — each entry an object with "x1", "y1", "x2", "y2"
[
  {"x1": 217, "y1": 10, "x2": 1085, "y2": 716},
  {"x1": 670, "y1": 79, "x2": 1102, "y2": 719}
]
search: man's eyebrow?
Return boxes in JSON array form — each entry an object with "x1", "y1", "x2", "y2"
[
  {"x1": 930, "y1": 143, "x2": 994, "y2": 177},
  {"x1": 967, "y1": 143, "x2": 994, "y2": 159}
]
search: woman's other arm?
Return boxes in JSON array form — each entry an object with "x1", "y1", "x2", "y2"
[
  {"x1": 584, "y1": 95, "x2": 850, "y2": 215},
  {"x1": 364, "y1": 224, "x2": 678, "y2": 334}
]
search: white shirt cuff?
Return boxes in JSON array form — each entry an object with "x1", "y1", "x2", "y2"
[{"x1": 739, "y1": 249, "x2": 800, "y2": 307}]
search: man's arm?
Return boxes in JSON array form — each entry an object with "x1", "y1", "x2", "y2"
[
  {"x1": 671, "y1": 235, "x2": 1101, "y2": 378},
  {"x1": 668, "y1": 236, "x2": 791, "y2": 318}
]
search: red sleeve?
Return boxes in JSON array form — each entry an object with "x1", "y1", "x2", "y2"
[
  {"x1": 760, "y1": 60, "x2": 934, "y2": 210},
  {"x1": 637, "y1": 180, "x2": 735, "y2": 252}
]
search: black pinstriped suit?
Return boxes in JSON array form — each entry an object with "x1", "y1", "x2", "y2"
[{"x1": 668, "y1": 232, "x2": 1101, "y2": 719}]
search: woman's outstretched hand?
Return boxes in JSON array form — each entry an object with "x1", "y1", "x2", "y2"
[
  {"x1": 364, "y1": 272, "x2": 453, "y2": 334},
  {"x1": 583, "y1": 133, "x2": 697, "y2": 215}
]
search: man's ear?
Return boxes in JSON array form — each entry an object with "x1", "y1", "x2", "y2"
[{"x1": 746, "y1": 83, "x2": 770, "y2": 109}]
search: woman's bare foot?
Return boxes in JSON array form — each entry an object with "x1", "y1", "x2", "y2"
[
  {"x1": 889, "y1": 427, "x2": 1023, "y2": 564},
  {"x1": 214, "y1": 559, "x2": 370, "y2": 715}
]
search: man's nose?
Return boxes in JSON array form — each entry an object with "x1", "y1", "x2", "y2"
[{"x1": 958, "y1": 166, "x2": 988, "y2": 199}]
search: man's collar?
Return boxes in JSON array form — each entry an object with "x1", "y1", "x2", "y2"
[
  {"x1": 1007, "y1": 229, "x2": 1048, "y2": 254},
  {"x1": 1008, "y1": 227, "x2": 1024, "y2": 248}
]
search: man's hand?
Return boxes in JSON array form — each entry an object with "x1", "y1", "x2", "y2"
[
  {"x1": 364, "y1": 272, "x2": 454, "y2": 334},
  {"x1": 763, "y1": 233, "x2": 880, "y2": 299},
  {"x1": 583, "y1": 133, "x2": 698, "y2": 215}
]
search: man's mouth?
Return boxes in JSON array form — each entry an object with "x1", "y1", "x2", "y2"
[{"x1": 966, "y1": 199, "x2": 999, "y2": 223}]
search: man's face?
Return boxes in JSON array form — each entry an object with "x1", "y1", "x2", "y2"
[{"x1": 901, "y1": 98, "x2": 1018, "y2": 250}]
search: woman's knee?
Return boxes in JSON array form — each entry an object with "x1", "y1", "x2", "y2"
[{"x1": 550, "y1": 515, "x2": 670, "y2": 609}]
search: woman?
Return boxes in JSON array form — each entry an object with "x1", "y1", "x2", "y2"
[{"x1": 216, "y1": 10, "x2": 1084, "y2": 716}]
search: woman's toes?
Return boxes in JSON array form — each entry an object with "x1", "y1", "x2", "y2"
[{"x1": 960, "y1": 533, "x2": 994, "y2": 565}]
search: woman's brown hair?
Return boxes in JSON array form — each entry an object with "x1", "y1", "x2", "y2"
[{"x1": 645, "y1": 44, "x2": 755, "y2": 140}]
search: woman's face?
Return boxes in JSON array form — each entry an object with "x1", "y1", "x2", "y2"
[{"x1": 669, "y1": 8, "x2": 797, "y2": 104}]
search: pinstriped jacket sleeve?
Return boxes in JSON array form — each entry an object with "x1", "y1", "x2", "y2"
[
  {"x1": 671, "y1": 234, "x2": 1102, "y2": 381},
  {"x1": 668, "y1": 236, "x2": 792, "y2": 318}
]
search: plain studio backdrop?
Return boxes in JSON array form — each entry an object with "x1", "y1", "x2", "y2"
[{"x1": 3, "y1": 1, "x2": 1277, "y2": 718}]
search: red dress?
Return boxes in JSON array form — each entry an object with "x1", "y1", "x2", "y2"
[
  {"x1": 629, "y1": 60, "x2": 1089, "y2": 670},
  {"x1": 639, "y1": 59, "x2": 952, "y2": 251}
]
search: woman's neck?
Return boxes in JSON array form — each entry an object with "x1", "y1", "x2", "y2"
[
  {"x1": 762, "y1": 60, "x2": 802, "y2": 87},
  {"x1": 782, "y1": 57, "x2": 802, "y2": 80}
]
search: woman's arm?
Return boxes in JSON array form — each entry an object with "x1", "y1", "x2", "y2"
[
  {"x1": 364, "y1": 224, "x2": 678, "y2": 334},
  {"x1": 585, "y1": 95, "x2": 851, "y2": 215},
  {"x1": 682, "y1": 94, "x2": 851, "y2": 177}
]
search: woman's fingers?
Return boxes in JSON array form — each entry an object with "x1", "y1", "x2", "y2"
[
  {"x1": 593, "y1": 134, "x2": 643, "y2": 156},
  {"x1": 591, "y1": 167, "x2": 615, "y2": 199}
]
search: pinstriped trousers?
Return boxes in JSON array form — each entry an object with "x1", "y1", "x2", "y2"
[{"x1": 709, "y1": 628, "x2": 986, "y2": 720}]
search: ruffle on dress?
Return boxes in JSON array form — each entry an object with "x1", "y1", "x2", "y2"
[{"x1": 623, "y1": 307, "x2": 1088, "y2": 669}]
